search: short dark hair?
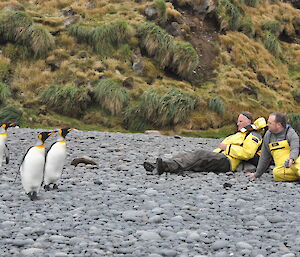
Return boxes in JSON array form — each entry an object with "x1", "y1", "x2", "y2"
[
  {"x1": 240, "y1": 111, "x2": 254, "y2": 123},
  {"x1": 271, "y1": 112, "x2": 286, "y2": 128}
]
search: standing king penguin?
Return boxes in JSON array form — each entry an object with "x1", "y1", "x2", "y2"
[
  {"x1": 0, "y1": 123, "x2": 15, "y2": 167},
  {"x1": 43, "y1": 128, "x2": 74, "y2": 191},
  {"x1": 20, "y1": 131, "x2": 54, "y2": 200}
]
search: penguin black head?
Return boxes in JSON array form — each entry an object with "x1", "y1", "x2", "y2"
[
  {"x1": 38, "y1": 131, "x2": 55, "y2": 143},
  {"x1": 1, "y1": 123, "x2": 16, "y2": 130},
  {"x1": 58, "y1": 128, "x2": 74, "y2": 138}
]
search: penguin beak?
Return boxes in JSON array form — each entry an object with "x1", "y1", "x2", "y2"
[{"x1": 68, "y1": 128, "x2": 75, "y2": 132}]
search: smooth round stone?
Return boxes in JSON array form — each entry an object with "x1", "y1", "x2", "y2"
[
  {"x1": 149, "y1": 215, "x2": 162, "y2": 223},
  {"x1": 138, "y1": 231, "x2": 161, "y2": 241},
  {"x1": 211, "y1": 240, "x2": 229, "y2": 250},
  {"x1": 236, "y1": 241, "x2": 253, "y2": 249},
  {"x1": 268, "y1": 215, "x2": 285, "y2": 223},
  {"x1": 122, "y1": 210, "x2": 146, "y2": 221},
  {"x1": 186, "y1": 231, "x2": 201, "y2": 242},
  {"x1": 21, "y1": 248, "x2": 44, "y2": 255},
  {"x1": 281, "y1": 254, "x2": 295, "y2": 257}
]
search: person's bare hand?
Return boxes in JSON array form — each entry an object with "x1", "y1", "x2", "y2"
[
  {"x1": 246, "y1": 173, "x2": 256, "y2": 178},
  {"x1": 219, "y1": 143, "x2": 227, "y2": 151}
]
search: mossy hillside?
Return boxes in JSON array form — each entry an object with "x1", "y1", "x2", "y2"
[{"x1": 0, "y1": 0, "x2": 299, "y2": 136}]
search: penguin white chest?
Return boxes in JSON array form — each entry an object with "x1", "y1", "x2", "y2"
[
  {"x1": 44, "y1": 142, "x2": 67, "y2": 184},
  {"x1": 0, "y1": 134, "x2": 7, "y2": 163},
  {"x1": 21, "y1": 146, "x2": 45, "y2": 193}
]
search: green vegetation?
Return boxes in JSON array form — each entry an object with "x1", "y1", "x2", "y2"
[
  {"x1": 0, "y1": 82, "x2": 11, "y2": 104},
  {"x1": 0, "y1": 105, "x2": 22, "y2": 124},
  {"x1": 261, "y1": 20, "x2": 282, "y2": 36},
  {"x1": 40, "y1": 84, "x2": 90, "y2": 117},
  {"x1": 155, "y1": 0, "x2": 168, "y2": 25},
  {"x1": 93, "y1": 78, "x2": 129, "y2": 115},
  {"x1": 287, "y1": 113, "x2": 300, "y2": 133},
  {"x1": 138, "y1": 22, "x2": 199, "y2": 78},
  {"x1": 292, "y1": 89, "x2": 300, "y2": 104},
  {"x1": 0, "y1": 11, "x2": 54, "y2": 58},
  {"x1": 263, "y1": 31, "x2": 281, "y2": 57},
  {"x1": 244, "y1": 0, "x2": 257, "y2": 8},
  {"x1": 208, "y1": 97, "x2": 226, "y2": 115},
  {"x1": 69, "y1": 20, "x2": 131, "y2": 56},
  {"x1": 215, "y1": 0, "x2": 244, "y2": 31},
  {"x1": 125, "y1": 88, "x2": 197, "y2": 131}
]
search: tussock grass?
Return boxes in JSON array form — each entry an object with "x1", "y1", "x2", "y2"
[
  {"x1": 215, "y1": 0, "x2": 244, "y2": 31},
  {"x1": 0, "y1": 56, "x2": 10, "y2": 81},
  {"x1": 0, "y1": 105, "x2": 22, "y2": 124},
  {"x1": 261, "y1": 20, "x2": 282, "y2": 36},
  {"x1": 69, "y1": 20, "x2": 132, "y2": 56},
  {"x1": 93, "y1": 78, "x2": 129, "y2": 115},
  {"x1": 292, "y1": 89, "x2": 300, "y2": 104},
  {"x1": 0, "y1": 11, "x2": 54, "y2": 58},
  {"x1": 287, "y1": 113, "x2": 300, "y2": 133},
  {"x1": 263, "y1": 32, "x2": 282, "y2": 57},
  {"x1": 208, "y1": 96, "x2": 226, "y2": 115},
  {"x1": 172, "y1": 41, "x2": 199, "y2": 78},
  {"x1": 0, "y1": 11, "x2": 32, "y2": 42},
  {"x1": 155, "y1": 0, "x2": 168, "y2": 25},
  {"x1": 138, "y1": 22, "x2": 199, "y2": 78},
  {"x1": 40, "y1": 84, "x2": 90, "y2": 117},
  {"x1": 20, "y1": 24, "x2": 55, "y2": 58},
  {"x1": 11, "y1": 61, "x2": 54, "y2": 92},
  {"x1": 0, "y1": 82, "x2": 11, "y2": 104},
  {"x1": 125, "y1": 88, "x2": 197, "y2": 130}
]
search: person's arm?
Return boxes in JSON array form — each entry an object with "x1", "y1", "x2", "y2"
[
  {"x1": 223, "y1": 132, "x2": 262, "y2": 160},
  {"x1": 287, "y1": 128, "x2": 299, "y2": 161},
  {"x1": 252, "y1": 141, "x2": 272, "y2": 178}
]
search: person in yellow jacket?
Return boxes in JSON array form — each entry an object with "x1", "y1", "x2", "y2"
[
  {"x1": 143, "y1": 112, "x2": 266, "y2": 175},
  {"x1": 247, "y1": 112, "x2": 300, "y2": 181}
]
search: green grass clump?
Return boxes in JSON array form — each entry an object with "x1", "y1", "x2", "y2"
[
  {"x1": 239, "y1": 16, "x2": 255, "y2": 37},
  {"x1": 287, "y1": 113, "x2": 300, "y2": 134},
  {"x1": 138, "y1": 22, "x2": 199, "y2": 78},
  {"x1": 292, "y1": 89, "x2": 300, "y2": 104},
  {"x1": 244, "y1": 0, "x2": 257, "y2": 7},
  {"x1": 93, "y1": 79, "x2": 129, "y2": 115},
  {"x1": 215, "y1": 0, "x2": 244, "y2": 31},
  {"x1": 125, "y1": 88, "x2": 197, "y2": 130},
  {"x1": 40, "y1": 84, "x2": 90, "y2": 117},
  {"x1": 155, "y1": 0, "x2": 168, "y2": 25},
  {"x1": 69, "y1": 20, "x2": 131, "y2": 56},
  {"x1": 261, "y1": 20, "x2": 282, "y2": 36},
  {"x1": 0, "y1": 59, "x2": 9, "y2": 81},
  {"x1": 20, "y1": 24, "x2": 55, "y2": 58},
  {"x1": 0, "y1": 82, "x2": 11, "y2": 104},
  {"x1": 0, "y1": 106, "x2": 22, "y2": 124},
  {"x1": 208, "y1": 96, "x2": 226, "y2": 115},
  {"x1": 263, "y1": 32, "x2": 281, "y2": 57},
  {"x1": 0, "y1": 11, "x2": 54, "y2": 58},
  {"x1": 0, "y1": 11, "x2": 33, "y2": 42},
  {"x1": 172, "y1": 41, "x2": 199, "y2": 78}
]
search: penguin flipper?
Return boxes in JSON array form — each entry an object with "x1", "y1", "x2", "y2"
[{"x1": 5, "y1": 144, "x2": 9, "y2": 164}]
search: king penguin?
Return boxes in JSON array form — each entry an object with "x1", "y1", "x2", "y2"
[
  {"x1": 0, "y1": 123, "x2": 16, "y2": 167},
  {"x1": 43, "y1": 128, "x2": 74, "y2": 191},
  {"x1": 20, "y1": 131, "x2": 54, "y2": 200}
]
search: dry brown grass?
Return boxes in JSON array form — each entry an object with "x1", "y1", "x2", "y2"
[{"x1": 11, "y1": 60, "x2": 54, "y2": 93}]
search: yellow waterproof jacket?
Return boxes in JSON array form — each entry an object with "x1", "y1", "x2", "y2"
[
  {"x1": 269, "y1": 140, "x2": 300, "y2": 181},
  {"x1": 213, "y1": 131, "x2": 263, "y2": 171}
]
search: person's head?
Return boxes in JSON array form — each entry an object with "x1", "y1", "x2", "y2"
[
  {"x1": 267, "y1": 112, "x2": 286, "y2": 133},
  {"x1": 237, "y1": 111, "x2": 253, "y2": 131}
]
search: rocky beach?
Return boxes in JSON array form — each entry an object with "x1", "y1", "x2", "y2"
[{"x1": 0, "y1": 128, "x2": 299, "y2": 257}]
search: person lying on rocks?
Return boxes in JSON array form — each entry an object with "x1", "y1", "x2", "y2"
[
  {"x1": 247, "y1": 112, "x2": 300, "y2": 182},
  {"x1": 143, "y1": 112, "x2": 266, "y2": 175}
]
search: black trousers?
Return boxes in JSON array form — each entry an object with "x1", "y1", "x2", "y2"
[{"x1": 164, "y1": 149, "x2": 231, "y2": 173}]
